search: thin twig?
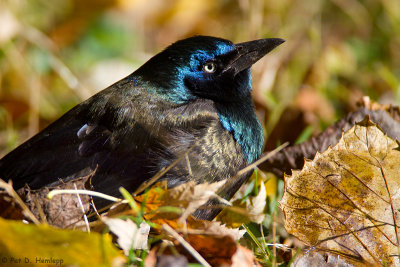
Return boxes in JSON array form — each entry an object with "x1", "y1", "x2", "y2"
[
  {"x1": 33, "y1": 197, "x2": 48, "y2": 224},
  {"x1": 185, "y1": 154, "x2": 193, "y2": 177},
  {"x1": 243, "y1": 224, "x2": 270, "y2": 259},
  {"x1": 74, "y1": 184, "x2": 90, "y2": 233},
  {"x1": 89, "y1": 196, "x2": 101, "y2": 219},
  {"x1": 218, "y1": 142, "x2": 289, "y2": 196},
  {"x1": 47, "y1": 189, "x2": 127, "y2": 203},
  {"x1": 260, "y1": 223, "x2": 267, "y2": 254},
  {"x1": 162, "y1": 224, "x2": 211, "y2": 267},
  {"x1": 236, "y1": 142, "x2": 289, "y2": 177}
]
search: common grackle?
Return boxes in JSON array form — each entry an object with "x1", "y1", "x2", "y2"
[{"x1": 0, "y1": 36, "x2": 284, "y2": 220}]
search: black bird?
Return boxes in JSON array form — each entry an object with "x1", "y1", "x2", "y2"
[{"x1": 0, "y1": 36, "x2": 284, "y2": 220}]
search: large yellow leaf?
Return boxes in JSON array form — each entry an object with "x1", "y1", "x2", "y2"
[
  {"x1": 0, "y1": 218, "x2": 125, "y2": 267},
  {"x1": 280, "y1": 118, "x2": 400, "y2": 266}
]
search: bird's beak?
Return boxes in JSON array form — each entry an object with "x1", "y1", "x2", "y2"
[{"x1": 224, "y1": 38, "x2": 285, "y2": 75}]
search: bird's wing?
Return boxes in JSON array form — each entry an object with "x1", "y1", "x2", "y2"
[
  {"x1": 0, "y1": 79, "x2": 161, "y2": 200},
  {"x1": 0, "y1": 103, "x2": 96, "y2": 189},
  {"x1": 0, "y1": 78, "x2": 251, "y2": 215}
]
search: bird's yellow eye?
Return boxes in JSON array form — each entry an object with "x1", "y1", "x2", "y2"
[{"x1": 203, "y1": 62, "x2": 216, "y2": 73}]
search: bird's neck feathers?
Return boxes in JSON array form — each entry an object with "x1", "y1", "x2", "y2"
[
  {"x1": 130, "y1": 72, "x2": 263, "y2": 164},
  {"x1": 129, "y1": 75, "x2": 263, "y2": 164},
  {"x1": 216, "y1": 97, "x2": 264, "y2": 164}
]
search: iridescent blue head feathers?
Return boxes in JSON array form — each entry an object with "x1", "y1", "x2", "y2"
[{"x1": 135, "y1": 35, "x2": 284, "y2": 162}]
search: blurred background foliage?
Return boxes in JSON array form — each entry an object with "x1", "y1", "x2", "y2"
[{"x1": 1, "y1": 0, "x2": 400, "y2": 154}]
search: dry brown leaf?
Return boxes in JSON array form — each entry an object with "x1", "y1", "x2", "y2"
[
  {"x1": 179, "y1": 234, "x2": 237, "y2": 265},
  {"x1": 142, "y1": 210, "x2": 245, "y2": 241},
  {"x1": 260, "y1": 103, "x2": 400, "y2": 179},
  {"x1": 148, "y1": 233, "x2": 259, "y2": 267},
  {"x1": 180, "y1": 218, "x2": 246, "y2": 240},
  {"x1": 231, "y1": 245, "x2": 262, "y2": 267},
  {"x1": 360, "y1": 96, "x2": 396, "y2": 113},
  {"x1": 135, "y1": 180, "x2": 225, "y2": 223},
  {"x1": 243, "y1": 180, "x2": 266, "y2": 224},
  {"x1": 104, "y1": 180, "x2": 244, "y2": 240},
  {"x1": 280, "y1": 117, "x2": 400, "y2": 266}
]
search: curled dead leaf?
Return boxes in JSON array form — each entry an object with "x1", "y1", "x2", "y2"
[
  {"x1": 135, "y1": 180, "x2": 225, "y2": 224},
  {"x1": 103, "y1": 218, "x2": 150, "y2": 255},
  {"x1": 217, "y1": 179, "x2": 267, "y2": 227},
  {"x1": 151, "y1": 232, "x2": 259, "y2": 267}
]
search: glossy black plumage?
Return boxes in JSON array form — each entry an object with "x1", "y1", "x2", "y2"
[{"x1": 0, "y1": 36, "x2": 284, "y2": 220}]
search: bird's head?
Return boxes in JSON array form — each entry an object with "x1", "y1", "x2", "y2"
[{"x1": 135, "y1": 36, "x2": 284, "y2": 104}]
